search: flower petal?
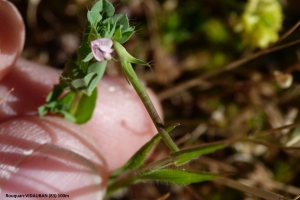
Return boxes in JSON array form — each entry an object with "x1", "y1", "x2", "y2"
[
  {"x1": 97, "y1": 38, "x2": 113, "y2": 48},
  {"x1": 90, "y1": 38, "x2": 113, "y2": 62},
  {"x1": 99, "y1": 46, "x2": 113, "y2": 53},
  {"x1": 103, "y1": 52, "x2": 112, "y2": 60},
  {"x1": 91, "y1": 46, "x2": 104, "y2": 61}
]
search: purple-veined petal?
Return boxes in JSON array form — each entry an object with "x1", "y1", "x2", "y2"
[{"x1": 91, "y1": 46, "x2": 105, "y2": 61}]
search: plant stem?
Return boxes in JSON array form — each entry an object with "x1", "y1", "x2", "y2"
[
  {"x1": 123, "y1": 62, "x2": 179, "y2": 152},
  {"x1": 69, "y1": 91, "x2": 83, "y2": 116}
]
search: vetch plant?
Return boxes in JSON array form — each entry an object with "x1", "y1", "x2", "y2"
[
  {"x1": 37, "y1": 0, "x2": 300, "y2": 199},
  {"x1": 39, "y1": 0, "x2": 179, "y2": 152},
  {"x1": 38, "y1": 0, "x2": 218, "y2": 194}
]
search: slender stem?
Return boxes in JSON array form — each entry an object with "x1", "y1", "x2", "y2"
[
  {"x1": 123, "y1": 62, "x2": 179, "y2": 152},
  {"x1": 69, "y1": 91, "x2": 83, "y2": 116},
  {"x1": 106, "y1": 171, "x2": 136, "y2": 197}
]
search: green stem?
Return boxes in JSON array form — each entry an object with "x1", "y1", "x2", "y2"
[
  {"x1": 106, "y1": 172, "x2": 136, "y2": 197},
  {"x1": 69, "y1": 91, "x2": 83, "y2": 116},
  {"x1": 123, "y1": 62, "x2": 179, "y2": 152}
]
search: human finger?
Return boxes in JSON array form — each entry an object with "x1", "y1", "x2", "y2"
[
  {"x1": 0, "y1": 0, "x2": 25, "y2": 80},
  {"x1": 0, "y1": 116, "x2": 108, "y2": 199}
]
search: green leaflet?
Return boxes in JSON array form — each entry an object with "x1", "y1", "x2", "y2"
[
  {"x1": 86, "y1": 61, "x2": 107, "y2": 91},
  {"x1": 113, "y1": 26, "x2": 135, "y2": 44},
  {"x1": 91, "y1": 0, "x2": 103, "y2": 13},
  {"x1": 39, "y1": 90, "x2": 76, "y2": 122},
  {"x1": 82, "y1": 52, "x2": 94, "y2": 62},
  {"x1": 112, "y1": 14, "x2": 129, "y2": 31},
  {"x1": 87, "y1": 11, "x2": 102, "y2": 26},
  {"x1": 88, "y1": 26, "x2": 100, "y2": 42},
  {"x1": 115, "y1": 29, "x2": 135, "y2": 44},
  {"x1": 112, "y1": 27, "x2": 122, "y2": 40},
  {"x1": 103, "y1": 0, "x2": 115, "y2": 17},
  {"x1": 138, "y1": 169, "x2": 220, "y2": 185},
  {"x1": 71, "y1": 73, "x2": 97, "y2": 95},
  {"x1": 73, "y1": 89, "x2": 98, "y2": 124}
]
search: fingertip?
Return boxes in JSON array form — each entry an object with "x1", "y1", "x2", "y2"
[{"x1": 0, "y1": 0, "x2": 25, "y2": 80}]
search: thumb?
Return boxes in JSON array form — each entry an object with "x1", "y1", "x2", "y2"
[{"x1": 0, "y1": 0, "x2": 25, "y2": 80}]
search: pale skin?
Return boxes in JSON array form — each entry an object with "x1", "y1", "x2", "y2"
[{"x1": 0, "y1": 1, "x2": 161, "y2": 199}]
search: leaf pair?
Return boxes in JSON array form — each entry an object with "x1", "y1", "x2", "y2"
[{"x1": 107, "y1": 126, "x2": 227, "y2": 196}]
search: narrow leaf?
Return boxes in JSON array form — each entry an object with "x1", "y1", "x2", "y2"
[
  {"x1": 139, "y1": 169, "x2": 220, "y2": 185},
  {"x1": 171, "y1": 142, "x2": 227, "y2": 166},
  {"x1": 139, "y1": 141, "x2": 227, "y2": 172},
  {"x1": 110, "y1": 124, "x2": 179, "y2": 180},
  {"x1": 110, "y1": 134, "x2": 161, "y2": 179}
]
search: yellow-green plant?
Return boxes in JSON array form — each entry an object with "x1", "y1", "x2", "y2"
[{"x1": 235, "y1": 0, "x2": 283, "y2": 49}]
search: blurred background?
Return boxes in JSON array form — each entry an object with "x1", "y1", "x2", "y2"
[{"x1": 9, "y1": 0, "x2": 300, "y2": 199}]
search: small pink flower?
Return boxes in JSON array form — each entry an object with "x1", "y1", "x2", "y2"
[{"x1": 91, "y1": 38, "x2": 113, "y2": 61}]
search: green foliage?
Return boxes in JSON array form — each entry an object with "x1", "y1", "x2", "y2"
[
  {"x1": 39, "y1": 0, "x2": 135, "y2": 123},
  {"x1": 138, "y1": 169, "x2": 220, "y2": 185},
  {"x1": 113, "y1": 40, "x2": 151, "y2": 69},
  {"x1": 170, "y1": 143, "x2": 226, "y2": 166},
  {"x1": 73, "y1": 89, "x2": 98, "y2": 124},
  {"x1": 107, "y1": 139, "x2": 227, "y2": 196},
  {"x1": 110, "y1": 124, "x2": 179, "y2": 179}
]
